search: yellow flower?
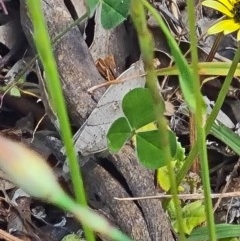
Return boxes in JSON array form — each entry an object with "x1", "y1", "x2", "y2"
[{"x1": 202, "y1": 0, "x2": 240, "y2": 40}]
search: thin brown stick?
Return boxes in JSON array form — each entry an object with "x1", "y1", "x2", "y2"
[
  {"x1": 115, "y1": 191, "x2": 240, "y2": 201},
  {"x1": 87, "y1": 73, "x2": 146, "y2": 93},
  {"x1": 213, "y1": 158, "x2": 240, "y2": 212},
  {"x1": 0, "y1": 229, "x2": 23, "y2": 241}
]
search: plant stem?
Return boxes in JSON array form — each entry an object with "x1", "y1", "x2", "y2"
[
  {"x1": 187, "y1": 0, "x2": 216, "y2": 240},
  {"x1": 132, "y1": 0, "x2": 186, "y2": 239},
  {"x1": 206, "y1": 44, "x2": 240, "y2": 133},
  {"x1": 177, "y1": 44, "x2": 240, "y2": 186},
  {"x1": 56, "y1": 192, "x2": 133, "y2": 241},
  {"x1": 25, "y1": 1, "x2": 94, "y2": 240}
]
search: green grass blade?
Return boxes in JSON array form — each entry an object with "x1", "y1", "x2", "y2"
[
  {"x1": 132, "y1": 0, "x2": 186, "y2": 238},
  {"x1": 141, "y1": 0, "x2": 197, "y2": 112},
  {"x1": 25, "y1": 1, "x2": 95, "y2": 240},
  {"x1": 187, "y1": 224, "x2": 240, "y2": 241},
  {"x1": 156, "y1": 62, "x2": 240, "y2": 77},
  {"x1": 186, "y1": 0, "x2": 216, "y2": 239},
  {"x1": 210, "y1": 122, "x2": 240, "y2": 155}
]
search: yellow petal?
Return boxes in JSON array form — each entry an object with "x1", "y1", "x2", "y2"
[
  {"x1": 208, "y1": 19, "x2": 237, "y2": 34},
  {"x1": 223, "y1": 21, "x2": 240, "y2": 34},
  {"x1": 202, "y1": 0, "x2": 234, "y2": 17},
  {"x1": 216, "y1": 0, "x2": 233, "y2": 11},
  {"x1": 230, "y1": 0, "x2": 237, "y2": 3},
  {"x1": 231, "y1": 0, "x2": 237, "y2": 4}
]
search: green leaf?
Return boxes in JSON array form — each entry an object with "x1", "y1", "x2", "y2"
[
  {"x1": 9, "y1": 86, "x2": 21, "y2": 97},
  {"x1": 122, "y1": 88, "x2": 155, "y2": 130},
  {"x1": 187, "y1": 224, "x2": 240, "y2": 241},
  {"x1": 61, "y1": 234, "x2": 84, "y2": 241},
  {"x1": 157, "y1": 136, "x2": 185, "y2": 191},
  {"x1": 107, "y1": 117, "x2": 132, "y2": 152},
  {"x1": 85, "y1": 0, "x2": 99, "y2": 17},
  {"x1": 101, "y1": 0, "x2": 130, "y2": 29},
  {"x1": 85, "y1": 0, "x2": 130, "y2": 28},
  {"x1": 175, "y1": 138, "x2": 186, "y2": 163},
  {"x1": 157, "y1": 161, "x2": 176, "y2": 191},
  {"x1": 210, "y1": 122, "x2": 240, "y2": 155},
  {"x1": 175, "y1": 200, "x2": 206, "y2": 235},
  {"x1": 178, "y1": 75, "x2": 196, "y2": 112},
  {"x1": 166, "y1": 199, "x2": 177, "y2": 219},
  {"x1": 136, "y1": 130, "x2": 177, "y2": 169}
]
